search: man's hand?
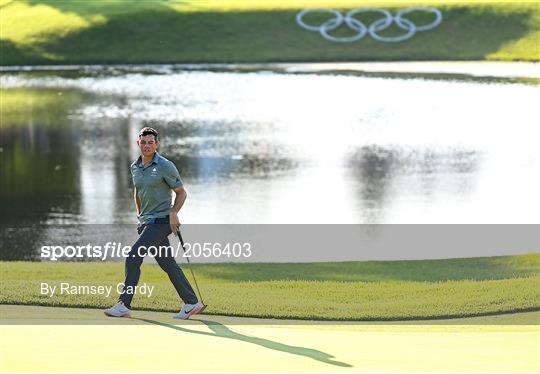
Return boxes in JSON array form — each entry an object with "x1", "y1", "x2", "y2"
[{"x1": 170, "y1": 211, "x2": 181, "y2": 234}]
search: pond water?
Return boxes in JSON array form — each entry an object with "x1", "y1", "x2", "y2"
[{"x1": 1, "y1": 66, "x2": 539, "y2": 228}]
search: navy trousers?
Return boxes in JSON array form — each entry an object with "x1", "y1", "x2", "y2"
[{"x1": 119, "y1": 216, "x2": 198, "y2": 308}]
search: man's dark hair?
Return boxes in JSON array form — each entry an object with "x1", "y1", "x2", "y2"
[{"x1": 139, "y1": 127, "x2": 159, "y2": 141}]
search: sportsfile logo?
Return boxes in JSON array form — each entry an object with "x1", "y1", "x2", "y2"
[
  {"x1": 41, "y1": 242, "x2": 133, "y2": 261},
  {"x1": 40, "y1": 242, "x2": 252, "y2": 261}
]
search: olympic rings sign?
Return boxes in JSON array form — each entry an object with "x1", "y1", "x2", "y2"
[{"x1": 296, "y1": 7, "x2": 443, "y2": 43}]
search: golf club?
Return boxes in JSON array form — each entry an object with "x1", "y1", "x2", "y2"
[{"x1": 175, "y1": 229, "x2": 206, "y2": 309}]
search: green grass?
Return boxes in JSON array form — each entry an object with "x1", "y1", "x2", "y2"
[
  {"x1": 1, "y1": 253, "x2": 539, "y2": 320},
  {"x1": 0, "y1": 0, "x2": 538, "y2": 65}
]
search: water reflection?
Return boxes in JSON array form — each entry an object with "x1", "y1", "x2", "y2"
[
  {"x1": 347, "y1": 146, "x2": 480, "y2": 223},
  {"x1": 0, "y1": 122, "x2": 81, "y2": 223}
]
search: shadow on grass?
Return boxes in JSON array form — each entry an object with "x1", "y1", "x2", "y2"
[
  {"x1": 194, "y1": 253, "x2": 540, "y2": 283},
  {"x1": 134, "y1": 317, "x2": 353, "y2": 368},
  {"x1": 0, "y1": 39, "x2": 38, "y2": 65}
]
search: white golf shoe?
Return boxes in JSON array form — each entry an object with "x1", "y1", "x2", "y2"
[
  {"x1": 174, "y1": 302, "x2": 205, "y2": 320},
  {"x1": 104, "y1": 301, "x2": 131, "y2": 318}
]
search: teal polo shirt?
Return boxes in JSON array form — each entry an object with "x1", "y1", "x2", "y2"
[{"x1": 131, "y1": 152, "x2": 184, "y2": 224}]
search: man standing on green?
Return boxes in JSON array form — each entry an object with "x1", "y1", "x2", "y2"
[{"x1": 105, "y1": 127, "x2": 204, "y2": 319}]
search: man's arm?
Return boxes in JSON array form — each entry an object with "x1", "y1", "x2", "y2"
[
  {"x1": 134, "y1": 187, "x2": 141, "y2": 216},
  {"x1": 169, "y1": 186, "x2": 187, "y2": 233}
]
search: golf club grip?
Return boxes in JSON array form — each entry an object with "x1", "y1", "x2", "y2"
[{"x1": 176, "y1": 230, "x2": 186, "y2": 252}]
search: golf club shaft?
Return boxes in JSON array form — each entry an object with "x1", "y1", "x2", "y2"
[{"x1": 176, "y1": 229, "x2": 205, "y2": 305}]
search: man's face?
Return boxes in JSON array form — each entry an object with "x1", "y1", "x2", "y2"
[{"x1": 137, "y1": 135, "x2": 159, "y2": 157}]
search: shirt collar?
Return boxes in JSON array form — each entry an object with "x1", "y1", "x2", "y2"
[{"x1": 135, "y1": 151, "x2": 160, "y2": 167}]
